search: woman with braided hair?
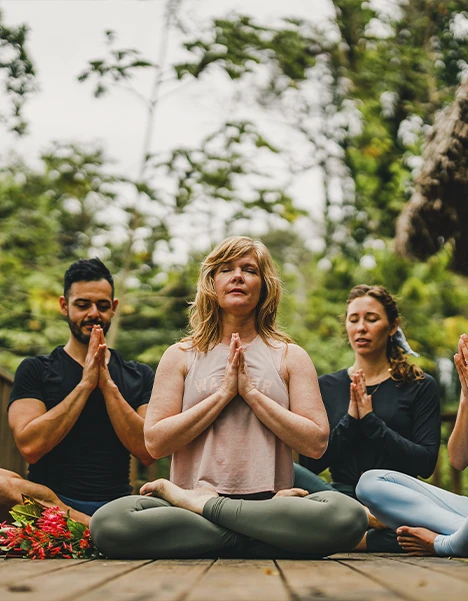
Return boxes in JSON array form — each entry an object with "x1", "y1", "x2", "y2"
[{"x1": 295, "y1": 285, "x2": 441, "y2": 552}]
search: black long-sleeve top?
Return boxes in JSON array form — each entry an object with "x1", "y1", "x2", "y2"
[{"x1": 300, "y1": 369, "x2": 441, "y2": 487}]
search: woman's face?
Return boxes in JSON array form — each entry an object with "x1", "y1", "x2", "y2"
[
  {"x1": 213, "y1": 253, "x2": 263, "y2": 316},
  {"x1": 346, "y1": 295, "x2": 398, "y2": 358}
]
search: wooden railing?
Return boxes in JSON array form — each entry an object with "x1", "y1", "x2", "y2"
[{"x1": 0, "y1": 367, "x2": 27, "y2": 476}]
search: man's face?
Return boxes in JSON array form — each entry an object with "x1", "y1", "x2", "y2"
[{"x1": 59, "y1": 279, "x2": 118, "y2": 344}]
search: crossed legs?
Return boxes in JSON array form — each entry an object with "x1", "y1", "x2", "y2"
[
  {"x1": 357, "y1": 470, "x2": 468, "y2": 556},
  {"x1": 90, "y1": 478, "x2": 368, "y2": 559}
]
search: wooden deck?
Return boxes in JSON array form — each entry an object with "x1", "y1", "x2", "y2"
[{"x1": 1, "y1": 554, "x2": 467, "y2": 600}]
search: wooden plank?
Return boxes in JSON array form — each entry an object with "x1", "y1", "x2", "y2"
[
  {"x1": 391, "y1": 556, "x2": 468, "y2": 584},
  {"x1": 185, "y1": 559, "x2": 289, "y2": 601},
  {"x1": 338, "y1": 554, "x2": 468, "y2": 601},
  {"x1": 0, "y1": 558, "x2": 89, "y2": 581},
  {"x1": 78, "y1": 559, "x2": 213, "y2": 601},
  {"x1": 277, "y1": 558, "x2": 402, "y2": 601},
  {"x1": 0, "y1": 559, "x2": 150, "y2": 601}
]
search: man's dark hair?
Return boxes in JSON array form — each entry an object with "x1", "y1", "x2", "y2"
[{"x1": 64, "y1": 258, "x2": 114, "y2": 299}]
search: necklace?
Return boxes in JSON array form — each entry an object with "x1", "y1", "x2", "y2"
[
  {"x1": 347, "y1": 366, "x2": 392, "y2": 397},
  {"x1": 366, "y1": 381, "x2": 384, "y2": 397}
]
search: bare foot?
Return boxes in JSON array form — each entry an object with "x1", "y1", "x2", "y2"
[
  {"x1": 396, "y1": 526, "x2": 438, "y2": 556},
  {"x1": 353, "y1": 532, "x2": 368, "y2": 551},
  {"x1": 139, "y1": 479, "x2": 218, "y2": 515},
  {"x1": 364, "y1": 507, "x2": 387, "y2": 530},
  {"x1": 273, "y1": 488, "x2": 309, "y2": 498}
]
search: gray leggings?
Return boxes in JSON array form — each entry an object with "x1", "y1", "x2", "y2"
[
  {"x1": 294, "y1": 463, "x2": 403, "y2": 553},
  {"x1": 356, "y1": 470, "x2": 468, "y2": 557},
  {"x1": 90, "y1": 491, "x2": 368, "y2": 559}
]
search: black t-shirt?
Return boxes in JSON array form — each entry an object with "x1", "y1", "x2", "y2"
[
  {"x1": 9, "y1": 346, "x2": 154, "y2": 501},
  {"x1": 300, "y1": 369, "x2": 441, "y2": 487}
]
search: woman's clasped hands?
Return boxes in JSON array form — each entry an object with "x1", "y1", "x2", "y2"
[
  {"x1": 220, "y1": 333, "x2": 256, "y2": 402},
  {"x1": 349, "y1": 369, "x2": 374, "y2": 420}
]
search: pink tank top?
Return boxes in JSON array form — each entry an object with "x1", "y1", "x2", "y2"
[{"x1": 170, "y1": 336, "x2": 294, "y2": 494}]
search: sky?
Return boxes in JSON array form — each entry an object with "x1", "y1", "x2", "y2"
[{"x1": 0, "y1": 0, "x2": 335, "y2": 261}]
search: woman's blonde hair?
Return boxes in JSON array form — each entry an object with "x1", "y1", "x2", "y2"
[
  {"x1": 183, "y1": 236, "x2": 292, "y2": 352},
  {"x1": 346, "y1": 285, "x2": 424, "y2": 385}
]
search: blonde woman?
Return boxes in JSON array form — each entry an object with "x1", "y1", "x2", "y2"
[{"x1": 90, "y1": 236, "x2": 367, "y2": 559}]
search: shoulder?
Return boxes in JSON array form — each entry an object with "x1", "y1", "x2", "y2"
[
  {"x1": 157, "y1": 343, "x2": 188, "y2": 374},
  {"x1": 404, "y1": 372, "x2": 440, "y2": 397},
  {"x1": 421, "y1": 372, "x2": 437, "y2": 386},
  {"x1": 284, "y1": 343, "x2": 311, "y2": 361},
  {"x1": 9, "y1": 353, "x2": 56, "y2": 406},
  {"x1": 15, "y1": 355, "x2": 44, "y2": 371},
  {"x1": 13, "y1": 351, "x2": 55, "y2": 377},
  {"x1": 397, "y1": 372, "x2": 437, "y2": 390},
  {"x1": 283, "y1": 344, "x2": 315, "y2": 373}
]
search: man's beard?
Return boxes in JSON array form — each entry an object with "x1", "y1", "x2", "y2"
[{"x1": 67, "y1": 317, "x2": 111, "y2": 344}]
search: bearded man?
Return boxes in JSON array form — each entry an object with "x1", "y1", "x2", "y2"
[{"x1": 0, "y1": 258, "x2": 154, "y2": 526}]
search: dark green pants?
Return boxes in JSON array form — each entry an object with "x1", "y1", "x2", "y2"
[{"x1": 90, "y1": 491, "x2": 367, "y2": 559}]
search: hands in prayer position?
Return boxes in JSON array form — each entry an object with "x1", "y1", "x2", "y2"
[
  {"x1": 220, "y1": 333, "x2": 256, "y2": 402},
  {"x1": 448, "y1": 333, "x2": 468, "y2": 472},
  {"x1": 82, "y1": 325, "x2": 113, "y2": 391},
  {"x1": 348, "y1": 370, "x2": 375, "y2": 419},
  {"x1": 454, "y1": 333, "x2": 468, "y2": 399}
]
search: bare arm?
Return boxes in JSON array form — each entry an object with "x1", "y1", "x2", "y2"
[
  {"x1": 99, "y1": 382, "x2": 154, "y2": 466},
  {"x1": 448, "y1": 336, "x2": 468, "y2": 471},
  {"x1": 144, "y1": 340, "x2": 240, "y2": 459},
  {"x1": 9, "y1": 385, "x2": 93, "y2": 464},
  {"x1": 240, "y1": 344, "x2": 329, "y2": 458},
  {"x1": 8, "y1": 332, "x2": 105, "y2": 464}
]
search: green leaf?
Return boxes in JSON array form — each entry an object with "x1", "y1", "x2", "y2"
[
  {"x1": 66, "y1": 518, "x2": 86, "y2": 539},
  {"x1": 10, "y1": 502, "x2": 43, "y2": 525}
]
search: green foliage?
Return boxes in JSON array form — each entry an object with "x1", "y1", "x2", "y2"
[
  {"x1": 153, "y1": 121, "x2": 304, "y2": 231},
  {"x1": 175, "y1": 15, "x2": 319, "y2": 86},
  {"x1": 327, "y1": 0, "x2": 468, "y2": 249},
  {"x1": 172, "y1": 4, "x2": 468, "y2": 259},
  {"x1": 0, "y1": 9, "x2": 36, "y2": 134},
  {"x1": 10, "y1": 496, "x2": 44, "y2": 526},
  {"x1": 77, "y1": 30, "x2": 156, "y2": 97}
]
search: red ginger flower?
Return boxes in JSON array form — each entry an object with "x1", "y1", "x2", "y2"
[
  {"x1": 37, "y1": 507, "x2": 71, "y2": 538},
  {"x1": 1, "y1": 499, "x2": 98, "y2": 560}
]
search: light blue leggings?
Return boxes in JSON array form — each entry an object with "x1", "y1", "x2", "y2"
[{"x1": 356, "y1": 470, "x2": 468, "y2": 557}]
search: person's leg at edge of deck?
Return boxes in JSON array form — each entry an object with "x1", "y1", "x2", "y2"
[
  {"x1": 0, "y1": 468, "x2": 91, "y2": 526},
  {"x1": 356, "y1": 469, "x2": 468, "y2": 557}
]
